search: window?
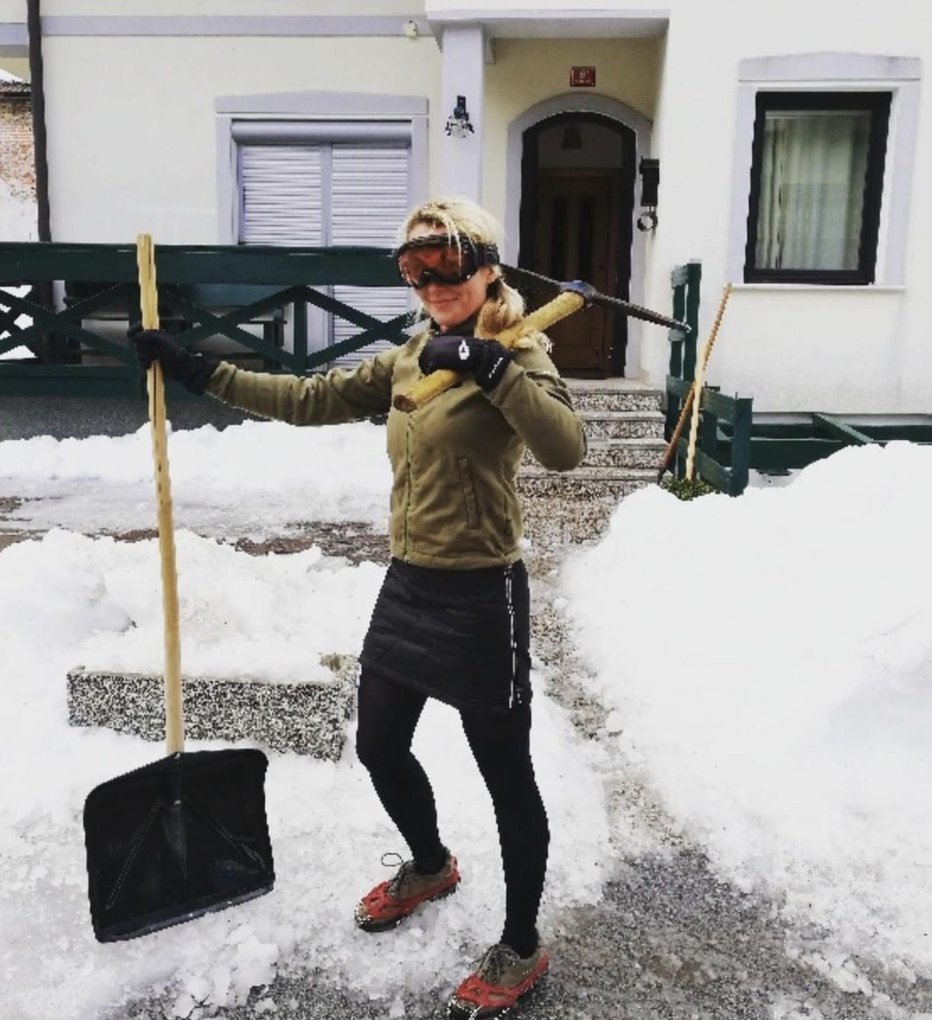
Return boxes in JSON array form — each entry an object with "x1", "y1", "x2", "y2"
[
  {"x1": 233, "y1": 122, "x2": 412, "y2": 366},
  {"x1": 744, "y1": 92, "x2": 890, "y2": 285}
]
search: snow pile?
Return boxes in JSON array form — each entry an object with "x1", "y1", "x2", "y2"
[
  {"x1": 0, "y1": 419, "x2": 392, "y2": 537},
  {"x1": 563, "y1": 441, "x2": 932, "y2": 981},
  {"x1": 0, "y1": 418, "x2": 930, "y2": 1015},
  {"x1": 0, "y1": 437, "x2": 610, "y2": 1018}
]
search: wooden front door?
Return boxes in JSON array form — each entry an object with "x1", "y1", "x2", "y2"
[{"x1": 532, "y1": 170, "x2": 620, "y2": 376}]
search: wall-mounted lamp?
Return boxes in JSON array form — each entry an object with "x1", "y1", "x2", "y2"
[
  {"x1": 637, "y1": 157, "x2": 660, "y2": 232},
  {"x1": 445, "y1": 95, "x2": 475, "y2": 139}
]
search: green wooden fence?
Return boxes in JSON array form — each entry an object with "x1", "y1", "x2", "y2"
[
  {"x1": 0, "y1": 242, "x2": 412, "y2": 399},
  {"x1": 726, "y1": 413, "x2": 932, "y2": 471}
]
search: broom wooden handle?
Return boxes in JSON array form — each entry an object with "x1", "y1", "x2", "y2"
[
  {"x1": 136, "y1": 234, "x2": 184, "y2": 756},
  {"x1": 656, "y1": 383, "x2": 697, "y2": 483},
  {"x1": 656, "y1": 283, "x2": 732, "y2": 482},
  {"x1": 392, "y1": 290, "x2": 586, "y2": 413},
  {"x1": 685, "y1": 283, "x2": 732, "y2": 480}
]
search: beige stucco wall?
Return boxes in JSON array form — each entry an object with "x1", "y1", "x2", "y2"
[
  {"x1": 483, "y1": 36, "x2": 661, "y2": 219},
  {"x1": 40, "y1": 33, "x2": 437, "y2": 244},
  {"x1": 24, "y1": 1, "x2": 423, "y2": 14}
]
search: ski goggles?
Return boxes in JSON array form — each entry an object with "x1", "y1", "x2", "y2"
[{"x1": 394, "y1": 235, "x2": 500, "y2": 289}]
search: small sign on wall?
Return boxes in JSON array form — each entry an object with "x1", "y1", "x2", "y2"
[{"x1": 570, "y1": 66, "x2": 596, "y2": 88}]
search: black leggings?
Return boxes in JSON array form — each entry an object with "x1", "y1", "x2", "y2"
[{"x1": 355, "y1": 669, "x2": 550, "y2": 958}]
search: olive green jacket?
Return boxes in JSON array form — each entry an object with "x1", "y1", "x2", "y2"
[{"x1": 206, "y1": 330, "x2": 586, "y2": 569}]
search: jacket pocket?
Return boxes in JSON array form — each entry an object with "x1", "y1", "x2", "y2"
[{"x1": 456, "y1": 457, "x2": 480, "y2": 528}]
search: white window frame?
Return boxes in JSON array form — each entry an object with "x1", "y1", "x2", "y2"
[{"x1": 727, "y1": 54, "x2": 920, "y2": 287}]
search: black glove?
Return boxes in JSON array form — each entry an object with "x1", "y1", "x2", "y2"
[
  {"x1": 418, "y1": 335, "x2": 513, "y2": 392},
  {"x1": 131, "y1": 329, "x2": 218, "y2": 395}
]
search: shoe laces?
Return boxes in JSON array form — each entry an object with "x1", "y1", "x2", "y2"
[
  {"x1": 380, "y1": 852, "x2": 418, "y2": 897},
  {"x1": 474, "y1": 943, "x2": 521, "y2": 984}
]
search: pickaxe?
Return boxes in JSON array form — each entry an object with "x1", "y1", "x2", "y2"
[{"x1": 392, "y1": 265, "x2": 690, "y2": 413}]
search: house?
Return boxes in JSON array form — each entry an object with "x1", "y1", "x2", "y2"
[
  {"x1": 0, "y1": 69, "x2": 33, "y2": 208},
  {"x1": 0, "y1": 1, "x2": 928, "y2": 415}
]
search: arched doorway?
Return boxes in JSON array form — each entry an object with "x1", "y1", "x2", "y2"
[{"x1": 518, "y1": 112, "x2": 636, "y2": 377}]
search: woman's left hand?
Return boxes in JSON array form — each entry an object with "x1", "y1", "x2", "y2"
[{"x1": 418, "y1": 336, "x2": 513, "y2": 391}]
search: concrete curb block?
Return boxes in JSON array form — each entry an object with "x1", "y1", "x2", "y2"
[{"x1": 66, "y1": 653, "x2": 358, "y2": 760}]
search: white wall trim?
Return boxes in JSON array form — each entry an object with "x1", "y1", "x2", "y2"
[
  {"x1": 426, "y1": 9, "x2": 669, "y2": 39},
  {"x1": 37, "y1": 16, "x2": 432, "y2": 38},
  {"x1": 215, "y1": 91, "x2": 428, "y2": 244},
  {"x1": 505, "y1": 93, "x2": 652, "y2": 377},
  {"x1": 727, "y1": 52, "x2": 922, "y2": 285},
  {"x1": 738, "y1": 52, "x2": 921, "y2": 83},
  {"x1": 0, "y1": 22, "x2": 28, "y2": 57},
  {"x1": 439, "y1": 24, "x2": 485, "y2": 199},
  {"x1": 217, "y1": 91, "x2": 428, "y2": 119}
]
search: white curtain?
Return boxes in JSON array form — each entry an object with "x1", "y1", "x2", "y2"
[{"x1": 755, "y1": 109, "x2": 872, "y2": 272}]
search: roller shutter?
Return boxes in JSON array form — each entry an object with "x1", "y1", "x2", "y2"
[
  {"x1": 238, "y1": 128, "x2": 412, "y2": 368},
  {"x1": 240, "y1": 146, "x2": 324, "y2": 246},
  {"x1": 330, "y1": 146, "x2": 410, "y2": 368}
]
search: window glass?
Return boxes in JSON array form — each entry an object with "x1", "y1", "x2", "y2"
[{"x1": 745, "y1": 93, "x2": 890, "y2": 284}]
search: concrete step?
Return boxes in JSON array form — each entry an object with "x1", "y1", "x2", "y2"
[
  {"x1": 583, "y1": 437, "x2": 665, "y2": 470},
  {"x1": 518, "y1": 463, "x2": 656, "y2": 547},
  {"x1": 522, "y1": 436, "x2": 665, "y2": 472},
  {"x1": 568, "y1": 385, "x2": 664, "y2": 415},
  {"x1": 67, "y1": 654, "x2": 359, "y2": 758},
  {"x1": 518, "y1": 465, "x2": 656, "y2": 501},
  {"x1": 578, "y1": 409, "x2": 665, "y2": 441}
]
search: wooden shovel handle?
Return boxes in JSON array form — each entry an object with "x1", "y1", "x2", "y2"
[
  {"x1": 136, "y1": 234, "x2": 184, "y2": 756},
  {"x1": 392, "y1": 290, "x2": 586, "y2": 412}
]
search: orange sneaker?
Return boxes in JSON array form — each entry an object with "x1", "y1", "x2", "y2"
[
  {"x1": 447, "y1": 942, "x2": 549, "y2": 1018},
  {"x1": 355, "y1": 853, "x2": 460, "y2": 933}
]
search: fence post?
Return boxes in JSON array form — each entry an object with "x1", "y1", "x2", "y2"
[
  {"x1": 683, "y1": 260, "x2": 701, "y2": 384},
  {"x1": 292, "y1": 295, "x2": 308, "y2": 373},
  {"x1": 729, "y1": 396, "x2": 753, "y2": 495},
  {"x1": 700, "y1": 385, "x2": 719, "y2": 466}
]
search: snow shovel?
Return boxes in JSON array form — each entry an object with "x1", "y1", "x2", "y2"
[{"x1": 82, "y1": 234, "x2": 274, "y2": 942}]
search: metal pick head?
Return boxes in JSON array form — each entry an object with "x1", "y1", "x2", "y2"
[{"x1": 559, "y1": 280, "x2": 598, "y2": 305}]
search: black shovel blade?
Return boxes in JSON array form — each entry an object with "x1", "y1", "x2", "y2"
[{"x1": 83, "y1": 748, "x2": 274, "y2": 942}]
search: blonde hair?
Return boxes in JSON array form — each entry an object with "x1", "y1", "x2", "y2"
[{"x1": 402, "y1": 196, "x2": 544, "y2": 347}]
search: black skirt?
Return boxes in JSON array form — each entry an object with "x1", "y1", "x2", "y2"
[{"x1": 359, "y1": 558, "x2": 532, "y2": 711}]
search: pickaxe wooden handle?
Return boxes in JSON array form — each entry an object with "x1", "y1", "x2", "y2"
[{"x1": 393, "y1": 274, "x2": 690, "y2": 413}]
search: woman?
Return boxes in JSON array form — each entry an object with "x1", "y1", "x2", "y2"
[{"x1": 133, "y1": 196, "x2": 586, "y2": 1018}]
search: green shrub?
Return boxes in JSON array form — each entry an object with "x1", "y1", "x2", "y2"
[{"x1": 661, "y1": 476, "x2": 716, "y2": 501}]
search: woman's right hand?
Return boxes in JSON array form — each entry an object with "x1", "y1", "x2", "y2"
[{"x1": 131, "y1": 329, "x2": 218, "y2": 394}]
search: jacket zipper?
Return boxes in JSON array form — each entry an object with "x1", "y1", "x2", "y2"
[{"x1": 504, "y1": 564, "x2": 518, "y2": 707}]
